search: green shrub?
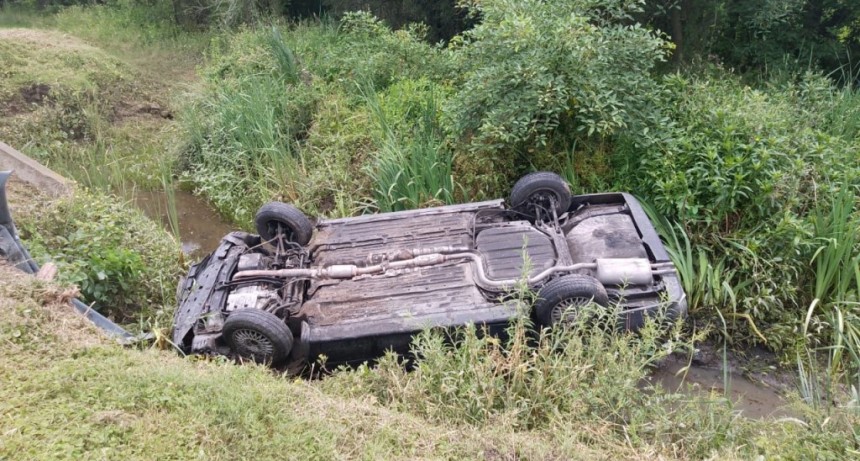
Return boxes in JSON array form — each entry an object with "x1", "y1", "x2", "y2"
[
  {"x1": 615, "y1": 70, "x2": 860, "y2": 348},
  {"x1": 315, "y1": 11, "x2": 453, "y2": 90},
  {"x1": 444, "y1": 0, "x2": 667, "y2": 194},
  {"x1": 18, "y1": 190, "x2": 183, "y2": 321}
]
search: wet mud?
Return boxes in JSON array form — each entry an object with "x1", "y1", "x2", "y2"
[{"x1": 649, "y1": 342, "x2": 798, "y2": 419}]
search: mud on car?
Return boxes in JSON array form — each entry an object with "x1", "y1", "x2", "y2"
[{"x1": 173, "y1": 172, "x2": 687, "y2": 366}]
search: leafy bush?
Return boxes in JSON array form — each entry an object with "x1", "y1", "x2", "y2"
[
  {"x1": 315, "y1": 11, "x2": 453, "y2": 90},
  {"x1": 444, "y1": 0, "x2": 667, "y2": 193},
  {"x1": 623, "y1": 72, "x2": 856, "y2": 232},
  {"x1": 615, "y1": 69, "x2": 860, "y2": 347},
  {"x1": 18, "y1": 190, "x2": 183, "y2": 321},
  {"x1": 319, "y1": 0, "x2": 470, "y2": 42}
]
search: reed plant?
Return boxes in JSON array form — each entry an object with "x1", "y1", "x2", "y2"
[
  {"x1": 362, "y1": 82, "x2": 457, "y2": 212},
  {"x1": 798, "y1": 186, "x2": 860, "y2": 406}
]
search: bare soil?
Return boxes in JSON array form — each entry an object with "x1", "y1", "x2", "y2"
[{"x1": 111, "y1": 101, "x2": 173, "y2": 122}]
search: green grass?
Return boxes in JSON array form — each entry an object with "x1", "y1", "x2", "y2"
[
  {"x1": 363, "y1": 79, "x2": 457, "y2": 212},
  {"x1": 797, "y1": 186, "x2": 860, "y2": 406},
  {"x1": 3, "y1": 270, "x2": 860, "y2": 460},
  {"x1": 0, "y1": 271, "x2": 609, "y2": 460}
]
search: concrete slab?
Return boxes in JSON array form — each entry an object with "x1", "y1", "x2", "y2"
[{"x1": 0, "y1": 141, "x2": 73, "y2": 197}]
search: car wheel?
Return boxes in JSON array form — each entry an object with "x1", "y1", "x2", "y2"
[
  {"x1": 509, "y1": 171, "x2": 571, "y2": 221},
  {"x1": 534, "y1": 274, "x2": 609, "y2": 327},
  {"x1": 223, "y1": 309, "x2": 294, "y2": 365},
  {"x1": 254, "y1": 202, "x2": 313, "y2": 245}
]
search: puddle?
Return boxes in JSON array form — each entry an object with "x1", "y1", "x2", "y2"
[
  {"x1": 649, "y1": 358, "x2": 794, "y2": 419},
  {"x1": 132, "y1": 190, "x2": 236, "y2": 257}
]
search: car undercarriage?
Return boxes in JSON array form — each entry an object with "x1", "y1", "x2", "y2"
[{"x1": 173, "y1": 172, "x2": 687, "y2": 366}]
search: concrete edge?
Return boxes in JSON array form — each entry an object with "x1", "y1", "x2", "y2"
[{"x1": 0, "y1": 141, "x2": 73, "y2": 197}]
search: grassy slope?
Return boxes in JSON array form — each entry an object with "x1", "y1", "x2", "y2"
[
  {"x1": 0, "y1": 10, "x2": 200, "y2": 192},
  {"x1": 2, "y1": 8, "x2": 858, "y2": 460},
  {"x1": 0, "y1": 20, "x2": 613, "y2": 460},
  {"x1": 0, "y1": 265, "x2": 614, "y2": 461}
]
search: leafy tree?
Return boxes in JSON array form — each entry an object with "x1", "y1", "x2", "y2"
[{"x1": 643, "y1": 0, "x2": 860, "y2": 75}]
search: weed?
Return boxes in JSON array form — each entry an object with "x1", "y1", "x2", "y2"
[
  {"x1": 362, "y1": 79, "x2": 457, "y2": 212},
  {"x1": 16, "y1": 190, "x2": 183, "y2": 322},
  {"x1": 810, "y1": 186, "x2": 860, "y2": 306}
]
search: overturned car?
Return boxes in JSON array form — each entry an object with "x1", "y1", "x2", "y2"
[{"x1": 173, "y1": 172, "x2": 687, "y2": 366}]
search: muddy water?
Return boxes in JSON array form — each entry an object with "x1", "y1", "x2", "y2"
[
  {"x1": 649, "y1": 358, "x2": 794, "y2": 419},
  {"x1": 132, "y1": 190, "x2": 236, "y2": 257}
]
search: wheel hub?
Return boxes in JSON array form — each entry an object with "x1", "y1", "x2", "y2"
[
  {"x1": 550, "y1": 297, "x2": 593, "y2": 324},
  {"x1": 232, "y1": 328, "x2": 274, "y2": 360},
  {"x1": 525, "y1": 190, "x2": 559, "y2": 220},
  {"x1": 268, "y1": 221, "x2": 295, "y2": 243}
]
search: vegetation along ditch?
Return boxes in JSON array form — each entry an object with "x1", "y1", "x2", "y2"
[{"x1": 1, "y1": 0, "x2": 859, "y2": 459}]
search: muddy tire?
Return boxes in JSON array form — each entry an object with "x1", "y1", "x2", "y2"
[
  {"x1": 223, "y1": 309, "x2": 293, "y2": 365},
  {"x1": 254, "y1": 202, "x2": 313, "y2": 245},
  {"x1": 534, "y1": 274, "x2": 608, "y2": 327},
  {"x1": 509, "y1": 172, "x2": 571, "y2": 221}
]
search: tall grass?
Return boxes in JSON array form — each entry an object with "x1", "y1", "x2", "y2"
[
  {"x1": 267, "y1": 26, "x2": 300, "y2": 84},
  {"x1": 182, "y1": 27, "x2": 316, "y2": 222},
  {"x1": 641, "y1": 202, "x2": 741, "y2": 312},
  {"x1": 159, "y1": 171, "x2": 181, "y2": 240},
  {"x1": 799, "y1": 186, "x2": 860, "y2": 406},
  {"x1": 810, "y1": 187, "x2": 860, "y2": 305},
  {"x1": 821, "y1": 62, "x2": 860, "y2": 143},
  {"x1": 184, "y1": 73, "x2": 309, "y2": 221},
  {"x1": 324, "y1": 300, "x2": 784, "y2": 458},
  {"x1": 362, "y1": 82, "x2": 457, "y2": 212},
  {"x1": 823, "y1": 86, "x2": 860, "y2": 142}
]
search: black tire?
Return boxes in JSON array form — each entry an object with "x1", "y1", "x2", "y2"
[
  {"x1": 254, "y1": 202, "x2": 313, "y2": 245},
  {"x1": 534, "y1": 274, "x2": 609, "y2": 328},
  {"x1": 223, "y1": 309, "x2": 294, "y2": 365},
  {"x1": 509, "y1": 172, "x2": 571, "y2": 221}
]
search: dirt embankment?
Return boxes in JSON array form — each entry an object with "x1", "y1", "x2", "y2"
[{"x1": 0, "y1": 28, "x2": 173, "y2": 145}]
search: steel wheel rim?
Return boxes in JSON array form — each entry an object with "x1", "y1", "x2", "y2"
[
  {"x1": 550, "y1": 297, "x2": 593, "y2": 324},
  {"x1": 232, "y1": 328, "x2": 275, "y2": 360}
]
